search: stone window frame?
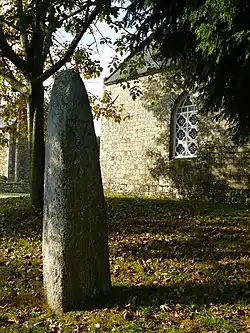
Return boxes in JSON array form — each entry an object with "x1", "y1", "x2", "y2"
[{"x1": 169, "y1": 91, "x2": 198, "y2": 160}]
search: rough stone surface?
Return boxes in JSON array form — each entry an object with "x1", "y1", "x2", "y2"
[
  {"x1": 100, "y1": 74, "x2": 250, "y2": 203},
  {"x1": 0, "y1": 145, "x2": 8, "y2": 177},
  {"x1": 8, "y1": 136, "x2": 16, "y2": 181},
  {"x1": 0, "y1": 131, "x2": 29, "y2": 183},
  {"x1": 0, "y1": 182, "x2": 29, "y2": 193},
  {"x1": 43, "y1": 70, "x2": 110, "y2": 313},
  {"x1": 15, "y1": 124, "x2": 29, "y2": 182}
]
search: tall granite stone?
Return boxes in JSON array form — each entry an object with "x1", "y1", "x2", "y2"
[{"x1": 43, "y1": 70, "x2": 110, "y2": 313}]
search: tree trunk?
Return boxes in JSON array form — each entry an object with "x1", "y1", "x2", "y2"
[{"x1": 28, "y1": 81, "x2": 45, "y2": 209}]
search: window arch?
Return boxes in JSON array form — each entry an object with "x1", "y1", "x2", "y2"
[{"x1": 173, "y1": 95, "x2": 198, "y2": 158}]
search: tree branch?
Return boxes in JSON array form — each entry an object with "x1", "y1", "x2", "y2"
[
  {"x1": 125, "y1": 34, "x2": 154, "y2": 61},
  {"x1": 0, "y1": 60, "x2": 28, "y2": 95},
  {"x1": 57, "y1": 2, "x2": 95, "y2": 24},
  {"x1": 48, "y1": 49, "x2": 55, "y2": 66},
  {"x1": 17, "y1": 0, "x2": 29, "y2": 57},
  {"x1": 42, "y1": 5, "x2": 57, "y2": 63},
  {"x1": 39, "y1": 4, "x2": 101, "y2": 82},
  {"x1": 0, "y1": 17, "x2": 29, "y2": 77}
]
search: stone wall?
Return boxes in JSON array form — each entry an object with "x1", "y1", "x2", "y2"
[
  {"x1": 0, "y1": 131, "x2": 29, "y2": 184},
  {"x1": 100, "y1": 74, "x2": 250, "y2": 203},
  {"x1": 101, "y1": 76, "x2": 168, "y2": 195},
  {"x1": 0, "y1": 181, "x2": 30, "y2": 193},
  {"x1": 0, "y1": 146, "x2": 8, "y2": 178},
  {"x1": 15, "y1": 135, "x2": 29, "y2": 182}
]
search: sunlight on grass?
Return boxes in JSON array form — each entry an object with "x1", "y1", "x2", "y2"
[
  {"x1": 198, "y1": 309, "x2": 241, "y2": 333},
  {"x1": 0, "y1": 196, "x2": 249, "y2": 332}
]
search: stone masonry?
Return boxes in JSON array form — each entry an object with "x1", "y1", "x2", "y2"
[
  {"x1": 100, "y1": 73, "x2": 250, "y2": 203},
  {"x1": 0, "y1": 145, "x2": 8, "y2": 178},
  {"x1": 100, "y1": 76, "x2": 173, "y2": 195},
  {"x1": 0, "y1": 129, "x2": 29, "y2": 187}
]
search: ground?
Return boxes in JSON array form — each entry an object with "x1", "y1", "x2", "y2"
[
  {"x1": 0, "y1": 195, "x2": 249, "y2": 332},
  {"x1": 0, "y1": 193, "x2": 29, "y2": 199}
]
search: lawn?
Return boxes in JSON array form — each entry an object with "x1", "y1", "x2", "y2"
[{"x1": 0, "y1": 196, "x2": 249, "y2": 332}]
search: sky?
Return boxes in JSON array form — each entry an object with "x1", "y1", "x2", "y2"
[
  {"x1": 57, "y1": 23, "x2": 121, "y2": 136},
  {"x1": 84, "y1": 27, "x2": 117, "y2": 135},
  {"x1": 0, "y1": 21, "x2": 121, "y2": 134}
]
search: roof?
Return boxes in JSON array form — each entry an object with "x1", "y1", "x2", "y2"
[{"x1": 104, "y1": 48, "x2": 165, "y2": 86}]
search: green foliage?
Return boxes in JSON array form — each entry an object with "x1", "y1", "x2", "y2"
[
  {"x1": 0, "y1": 195, "x2": 249, "y2": 332},
  {"x1": 90, "y1": 89, "x2": 126, "y2": 123},
  {"x1": 0, "y1": 0, "x2": 128, "y2": 207},
  {"x1": 122, "y1": 0, "x2": 250, "y2": 144},
  {"x1": 0, "y1": 75, "x2": 26, "y2": 146},
  {"x1": 0, "y1": 0, "x2": 128, "y2": 149}
]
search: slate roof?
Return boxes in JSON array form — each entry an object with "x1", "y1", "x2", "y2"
[{"x1": 104, "y1": 48, "x2": 165, "y2": 86}]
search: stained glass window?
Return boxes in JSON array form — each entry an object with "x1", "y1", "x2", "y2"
[{"x1": 173, "y1": 96, "x2": 198, "y2": 158}]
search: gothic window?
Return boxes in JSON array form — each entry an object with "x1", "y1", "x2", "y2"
[{"x1": 173, "y1": 96, "x2": 198, "y2": 158}]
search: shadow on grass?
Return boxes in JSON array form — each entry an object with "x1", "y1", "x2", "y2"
[
  {"x1": 107, "y1": 197, "x2": 249, "y2": 264},
  {"x1": 1, "y1": 196, "x2": 248, "y2": 238},
  {"x1": 0, "y1": 197, "x2": 42, "y2": 239},
  {"x1": 1, "y1": 196, "x2": 249, "y2": 313},
  {"x1": 118, "y1": 235, "x2": 249, "y2": 262},
  {"x1": 2, "y1": 279, "x2": 249, "y2": 313},
  {"x1": 85, "y1": 281, "x2": 250, "y2": 311},
  {"x1": 107, "y1": 197, "x2": 249, "y2": 233}
]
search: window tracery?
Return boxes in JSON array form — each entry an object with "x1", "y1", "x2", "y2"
[{"x1": 173, "y1": 96, "x2": 198, "y2": 158}]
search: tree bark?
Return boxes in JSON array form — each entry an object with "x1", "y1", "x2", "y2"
[{"x1": 28, "y1": 81, "x2": 45, "y2": 209}]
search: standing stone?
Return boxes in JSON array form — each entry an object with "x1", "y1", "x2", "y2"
[{"x1": 43, "y1": 70, "x2": 110, "y2": 313}]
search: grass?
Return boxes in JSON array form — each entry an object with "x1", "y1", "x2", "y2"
[
  {"x1": 0, "y1": 195, "x2": 249, "y2": 332},
  {"x1": 0, "y1": 193, "x2": 29, "y2": 198}
]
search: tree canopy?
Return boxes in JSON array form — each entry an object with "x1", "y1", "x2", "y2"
[
  {"x1": 0, "y1": 0, "x2": 125, "y2": 207},
  {"x1": 120, "y1": 0, "x2": 250, "y2": 144},
  {"x1": 1, "y1": 0, "x2": 249, "y2": 207}
]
